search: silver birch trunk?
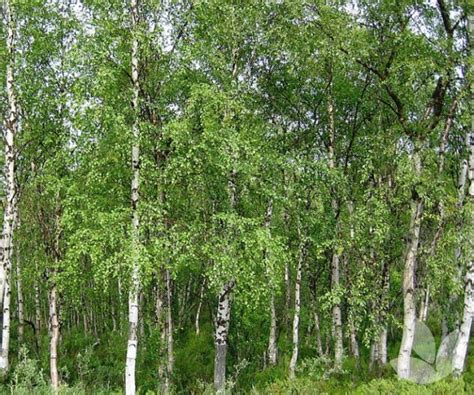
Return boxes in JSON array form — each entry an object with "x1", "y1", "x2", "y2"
[
  {"x1": 264, "y1": 201, "x2": 277, "y2": 366},
  {"x1": 0, "y1": 0, "x2": 18, "y2": 346},
  {"x1": 453, "y1": 128, "x2": 474, "y2": 375},
  {"x1": 0, "y1": 276, "x2": 10, "y2": 375},
  {"x1": 268, "y1": 293, "x2": 277, "y2": 365},
  {"x1": 453, "y1": 262, "x2": 474, "y2": 375},
  {"x1": 289, "y1": 239, "x2": 308, "y2": 379},
  {"x1": 16, "y1": 244, "x2": 24, "y2": 344},
  {"x1": 195, "y1": 280, "x2": 205, "y2": 336},
  {"x1": 163, "y1": 269, "x2": 173, "y2": 394},
  {"x1": 214, "y1": 157, "x2": 237, "y2": 392},
  {"x1": 214, "y1": 280, "x2": 234, "y2": 392},
  {"x1": 125, "y1": 1, "x2": 141, "y2": 393},
  {"x1": 397, "y1": 149, "x2": 423, "y2": 379},
  {"x1": 314, "y1": 311, "x2": 323, "y2": 356},
  {"x1": 49, "y1": 280, "x2": 60, "y2": 392},
  {"x1": 378, "y1": 327, "x2": 388, "y2": 365},
  {"x1": 327, "y1": 79, "x2": 343, "y2": 370},
  {"x1": 34, "y1": 271, "x2": 41, "y2": 347}
]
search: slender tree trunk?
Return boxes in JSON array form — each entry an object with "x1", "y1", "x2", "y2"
[
  {"x1": 264, "y1": 201, "x2": 277, "y2": 366},
  {"x1": 0, "y1": 277, "x2": 11, "y2": 375},
  {"x1": 327, "y1": 74, "x2": 344, "y2": 370},
  {"x1": 0, "y1": 0, "x2": 18, "y2": 315},
  {"x1": 453, "y1": 131, "x2": 474, "y2": 376},
  {"x1": 34, "y1": 270, "x2": 41, "y2": 349},
  {"x1": 195, "y1": 280, "x2": 205, "y2": 336},
  {"x1": 163, "y1": 269, "x2": 173, "y2": 394},
  {"x1": 214, "y1": 157, "x2": 238, "y2": 393},
  {"x1": 349, "y1": 322, "x2": 360, "y2": 361},
  {"x1": 0, "y1": 0, "x2": 18, "y2": 374},
  {"x1": 289, "y1": 238, "x2": 308, "y2": 379},
  {"x1": 268, "y1": 293, "x2": 278, "y2": 365},
  {"x1": 49, "y1": 279, "x2": 60, "y2": 392},
  {"x1": 397, "y1": 148, "x2": 423, "y2": 379},
  {"x1": 314, "y1": 311, "x2": 323, "y2": 356},
  {"x1": 452, "y1": 261, "x2": 474, "y2": 376},
  {"x1": 16, "y1": 244, "x2": 24, "y2": 344},
  {"x1": 125, "y1": 1, "x2": 141, "y2": 394},
  {"x1": 214, "y1": 280, "x2": 234, "y2": 392},
  {"x1": 378, "y1": 327, "x2": 388, "y2": 365}
]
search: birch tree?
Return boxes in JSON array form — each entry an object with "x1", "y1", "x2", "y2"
[{"x1": 125, "y1": 0, "x2": 141, "y2": 393}]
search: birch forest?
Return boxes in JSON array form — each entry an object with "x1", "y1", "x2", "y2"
[{"x1": 0, "y1": 0, "x2": 473, "y2": 394}]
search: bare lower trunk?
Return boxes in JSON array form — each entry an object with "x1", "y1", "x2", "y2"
[
  {"x1": 214, "y1": 281, "x2": 234, "y2": 393},
  {"x1": 452, "y1": 262, "x2": 473, "y2": 376},
  {"x1": 125, "y1": 1, "x2": 141, "y2": 394},
  {"x1": 267, "y1": 293, "x2": 277, "y2": 365},
  {"x1": 16, "y1": 246, "x2": 24, "y2": 344},
  {"x1": 49, "y1": 280, "x2": 60, "y2": 392},
  {"x1": 349, "y1": 322, "x2": 360, "y2": 361},
  {"x1": 378, "y1": 327, "x2": 388, "y2": 365},
  {"x1": 331, "y1": 251, "x2": 343, "y2": 370},
  {"x1": 397, "y1": 150, "x2": 423, "y2": 379},
  {"x1": 264, "y1": 201, "x2": 277, "y2": 366},
  {"x1": 327, "y1": 76, "x2": 343, "y2": 370},
  {"x1": 285, "y1": 262, "x2": 291, "y2": 332},
  {"x1": 163, "y1": 269, "x2": 173, "y2": 394},
  {"x1": 289, "y1": 240, "x2": 307, "y2": 379},
  {"x1": 0, "y1": 0, "x2": 19, "y2": 314},
  {"x1": 195, "y1": 280, "x2": 205, "y2": 336},
  {"x1": 0, "y1": 279, "x2": 11, "y2": 375},
  {"x1": 35, "y1": 273, "x2": 41, "y2": 348},
  {"x1": 418, "y1": 286, "x2": 429, "y2": 322},
  {"x1": 314, "y1": 311, "x2": 323, "y2": 356}
]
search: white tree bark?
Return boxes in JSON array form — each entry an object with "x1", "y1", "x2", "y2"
[
  {"x1": 453, "y1": 130, "x2": 474, "y2": 376},
  {"x1": 453, "y1": 263, "x2": 474, "y2": 375},
  {"x1": 195, "y1": 280, "x2": 205, "y2": 336},
  {"x1": 214, "y1": 280, "x2": 235, "y2": 392},
  {"x1": 327, "y1": 77, "x2": 343, "y2": 370},
  {"x1": 16, "y1": 242, "x2": 24, "y2": 344},
  {"x1": 0, "y1": 273, "x2": 11, "y2": 375},
  {"x1": 378, "y1": 327, "x2": 388, "y2": 365},
  {"x1": 289, "y1": 238, "x2": 308, "y2": 379},
  {"x1": 397, "y1": 149, "x2": 423, "y2": 379},
  {"x1": 263, "y1": 201, "x2": 278, "y2": 366},
  {"x1": 125, "y1": 1, "x2": 141, "y2": 394},
  {"x1": 0, "y1": 0, "x2": 18, "y2": 344},
  {"x1": 49, "y1": 279, "x2": 60, "y2": 392},
  {"x1": 268, "y1": 293, "x2": 278, "y2": 365},
  {"x1": 163, "y1": 269, "x2": 173, "y2": 394}
]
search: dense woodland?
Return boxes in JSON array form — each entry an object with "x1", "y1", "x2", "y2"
[{"x1": 0, "y1": 0, "x2": 473, "y2": 393}]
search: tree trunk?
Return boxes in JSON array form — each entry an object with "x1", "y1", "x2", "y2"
[
  {"x1": 0, "y1": 0, "x2": 19, "y2": 315},
  {"x1": 125, "y1": 1, "x2": 141, "y2": 394},
  {"x1": 264, "y1": 201, "x2": 277, "y2": 366},
  {"x1": 49, "y1": 278, "x2": 60, "y2": 392},
  {"x1": 452, "y1": 262, "x2": 473, "y2": 376},
  {"x1": 0, "y1": 277, "x2": 11, "y2": 375},
  {"x1": 378, "y1": 327, "x2": 388, "y2": 365},
  {"x1": 214, "y1": 280, "x2": 234, "y2": 392},
  {"x1": 453, "y1": 132, "x2": 474, "y2": 376},
  {"x1": 268, "y1": 293, "x2": 278, "y2": 365},
  {"x1": 16, "y1": 245, "x2": 24, "y2": 344},
  {"x1": 349, "y1": 322, "x2": 360, "y2": 361},
  {"x1": 397, "y1": 148, "x2": 423, "y2": 379},
  {"x1": 195, "y1": 280, "x2": 205, "y2": 336},
  {"x1": 289, "y1": 239, "x2": 308, "y2": 379},
  {"x1": 327, "y1": 74, "x2": 344, "y2": 370},
  {"x1": 34, "y1": 271, "x2": 41, "y2": 349},
  {"x1": 314, "y1": 311, "x2": 323, "y2": 356},
  {"x1": 163, "y1": 269, "x2": 173, "y2": 394}
]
